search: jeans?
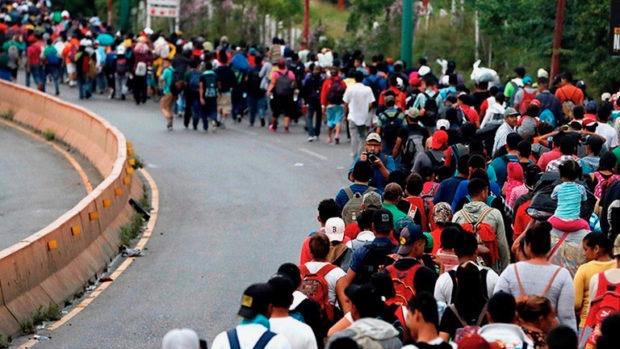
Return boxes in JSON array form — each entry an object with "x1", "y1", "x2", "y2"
[
  {"x1": 77, "y1": 76, "x2": 92, "y2": 99},
  {"x1": 350, "y1": 122, "x2": 368, "y2": 158},
  {"x1": 115, "y1": 73, "x2": 128, "y2": 98},
  {"x1": 175, "y1": 91, "x2": 185, "y2": 115},
  {"x1": 184, "y1": 92, "x2": 197, "y2": 128},
  {"x1": 96, "y1": 72, "x2": 106, "y2": 93},
  {"x1": 306, "y1": 102, "x2": 322, "y2": 137},
  {"x1": 231, "y1": 90, "x2": 246, "y2": 119},
  {"x1": 191, "y1": 99, "x2": 209, "y2": 130},
  {"x1": 27, "y1": 65, "x2": 44, "y2": 89},
  {"x1": 45, "y1": 64, "x2": 61, "y2": 95},
  {"x1": 247, "y1": 95, "x2": 268, "y2": 125}
]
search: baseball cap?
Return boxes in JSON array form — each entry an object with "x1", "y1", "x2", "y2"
[
  {"x1": 405, "y1": 107, "x2": 421, "y2": 119},
  {"x1": 397, "y1": 222, "x2": 425, "y2": 256},
  {"x1": 431, "y1": 130, "x2": 449, "y2": 150},
  {"x1": 504, "y1": 107, "x2": 520, "y2": 117},
  {"x1": 614, "y1": 234, "x2": 620, "y2": 257},
  {"x1": 436, "y1": 119, "x2": 450, "y2": 131},
  {"x1": 325, "y1": 217, "x2": 345, "y2": 242},
  {"x1": 584, "y1": 135, "x2": 605, "y2": 149},
  {"x1": 583, "y1": 118, "x2": 598, "y2": 130},
  {"x1": 373, "y1": 209, "x2": 393, "y2": 234},
  {"x1": 602, "y1": 92, "x2": 612, "y2": 102},
  {"x1": 366, "y1": 132, "x2": 382, "y2": 143},
  {"x1": 162, "y1": 328, "x2": 200, "y2": 349},
  {"x1": 457, "y1": 334, "x2": 492, "y2": 349},
  {"x1": 362, "y1": 191, "x2": 382, "y2": 209},
  {"x1": 432, "y1": 202, "x2": 453, "y2": 224},
  {"x1": 237, "y1": 283, "x2": 273, "y2": 319},
  {"x1": 537, "y1": 68, "x2": 549, "y2": 79},
  {"x1": 522, "y1": 75, "x2": 533, "y2": 85},
  {"x1": 585, "y1": 100, "x2": 598, "y2": 113}
]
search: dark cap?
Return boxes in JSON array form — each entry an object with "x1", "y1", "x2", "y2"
[
  {"x1": 238, "y1": 283, "x2": 273, "y2": 319},
  {"x1": 373, "y1": 209, "x2": 393, "y2": 234},
  {"x1": 506, "y1": 132, "x2": 522, "y2": 149},
  {"x1": 397, "y1": 222, "x2": 425, "y2": 256},
  {"x1": 584, "y1": 135, "x2": 605, "y2": 148}
]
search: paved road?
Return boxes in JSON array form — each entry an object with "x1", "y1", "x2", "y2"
[
  {"x1": 34, "y1": 85, "x2": 353, "y2": 348},
  {"x1": 0, "y1": 123, "x2": 86, "y2": 251}
]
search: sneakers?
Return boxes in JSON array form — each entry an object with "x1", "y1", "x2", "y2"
[
  {"x1": 307, "y1": 136, "x2": 318, "y2": 142},
  {"x1": 166, "y1": 120, "x2": 173, "y2": 131},
  {"x1": 260, "y1": 119, "x2": 266, "y2": 127},
  {"x1": 335, "y1": 138, "x2": 340, "y2": 145}
]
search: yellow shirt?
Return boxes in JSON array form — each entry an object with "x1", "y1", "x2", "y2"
[{"x1": 573, "y1": 260, "x2": 616, "y2": 327}]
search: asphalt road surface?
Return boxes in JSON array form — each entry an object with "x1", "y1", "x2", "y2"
[
  {"x1": 0, "y1": 123, "x2": 86, "y2": 251},
  {"x1": 33, "y1": 85, "x2": 353, "y2": 348}
]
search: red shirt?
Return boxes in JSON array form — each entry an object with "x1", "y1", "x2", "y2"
[
  {"x1": 299, "y1": 232, "x2": 351, "y2": 265},
  {"x1": 378, "y1": 87, "x2": 407, "y2": 110},
  {"x1": 537, "y1": 147, "x2": 561, "y2": 170},
  {"x1": 430, "y1": 227, "x2": 443, "y2": 255},
  {"x1": 404, "y1": 196, "x2": 429, "y2": 231},
  {"x1": 513, "y1": 199, "x2": 532, "y2": 238},
  {"x1": 460, "y1": 104, "x2": 480, "y2": 126},
  {"x1": 320, "y1": 76, "x2": 347, "y2": 106},
  {"x1": 27, "y1": 42, "x2": 42, "y2": 65}
]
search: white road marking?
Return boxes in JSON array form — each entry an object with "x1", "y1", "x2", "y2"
[{"x1": 298, "y1": 147, "x2": 328, "y2": 161}]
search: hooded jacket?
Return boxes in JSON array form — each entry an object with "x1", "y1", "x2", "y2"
[
  {"x1": 327, "y1": 318, "x2": 402, "y2": 349},
  {"x1": 452, "y1": 201, "x2": 510, "y2": 273}
]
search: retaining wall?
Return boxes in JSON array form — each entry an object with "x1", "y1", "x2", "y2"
[{"x1": 0, "y1": 81, "x2": 140, "y2": 336}]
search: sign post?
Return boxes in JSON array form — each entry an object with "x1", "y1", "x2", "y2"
[
  {"x1": 146, "y1": 0, "x2": 180, "y2": 30},
  {"x1": 611, "y1": 0, "x2": 620, "y2": 56}
]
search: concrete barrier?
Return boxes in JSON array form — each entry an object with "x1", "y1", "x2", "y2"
[{"x1": 0, "y1": 81, "x2": 141, "y2": 336}]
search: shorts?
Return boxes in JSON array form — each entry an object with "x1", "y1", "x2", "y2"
[
  {"x1": 66, "y1": 63, "x2": 76, "y2": 75},
  {"x1": 218, "y1": 93, "x2": 232, "y2": 116},
  {"x1": 326, "y1": 105, "x2": 344, "y2": 128},
  {"x1": 271, "y1": 95, "x2": 296, "y2": 118}
]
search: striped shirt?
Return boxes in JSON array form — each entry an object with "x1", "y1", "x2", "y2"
[
  {"x1": 546, "y1": 154, "x2": 579, "y2": 172},
  {"x1": 551, "y1": 182, "x2": 587, "y2": 220}
]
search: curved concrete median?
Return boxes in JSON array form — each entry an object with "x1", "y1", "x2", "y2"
[{"x1": 0, "y1": 81, "x2": 141, "y2": 336}]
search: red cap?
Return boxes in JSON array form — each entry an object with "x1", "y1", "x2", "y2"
[
  {"x1": 431, "y1": 130, "x2": 449, "y2": 150},
  {"x1": 529, "y1": 99, "x2": 541, "y2": 107}
]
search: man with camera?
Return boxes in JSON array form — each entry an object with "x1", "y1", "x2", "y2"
[{"x1": 358, "y1": 133, "x2": 395, "y2": 192}]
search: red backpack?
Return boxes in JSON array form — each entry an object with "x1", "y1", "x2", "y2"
[
  {"x1": 582, "y1": 272, "x2": 620, "y2": 349},
  {"x1": 385, "y1": 263, "x2": 422, "y2": 305},
  {"x1": 518, "y1": 89, "x2": 537, "y2": 114},
  {"x1": 299, "y1": 263, "x2": 337, "y2": 322},
  {"x1": 459, "y1": 208, "x2": 499, "y2": 266}
]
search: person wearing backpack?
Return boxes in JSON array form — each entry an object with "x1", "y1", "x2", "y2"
[
  {"x1": 412, "y1": 130, "x2": 448, "y2": 176},
  {"x1": 268, "y1": 58, "x2": 296, "y2": 132},
  {"x1": 43, "y1": 38, "x2": 61, "y2": 95},
  {"x1": 183, "y1": 60, "x2": 204, "y2": 130},
  {"x1": 434, "y1": 230, "x2": 499, "y2": 306},
  {"x1": 555, "y1": 72, "x2": 584, "y2": 107},
  {"x1": 412, "y1": 76, "x2": 442, "y2": 130},
  {"x1": 378, "y1": 75, "x2": 406, "y2": 113},
  {"x1": 341, "y1": 209, "x2": 397, "y2": 305},
  {"x1": 336, "y1": 160, "x2": 378, "y2": 211},
  {"x1": 345, "y1": 70, "x2": 376, "y2": 158},
  {"x1": 494, "y1": 221, "x2": 576, "y2": 331},
  {"x1": 581, "y1": 235, "x2": 620, "y2": 348},
  {"x1": 215, "y1": 51, "x2": 237, "y2": 126},
  {"x1": 267, "y1": 275, "x2": 318, "y2": 349},
  {"x1": 114, "y1": 45, "x2": 129, "y2": 100},
  {"x1": 132, "y1": 40, "x2": 152, "y2": 105},
  {"x1": 300, "y1": 233, "x2": 347, "y2": 324},
  {"x1": 320, "y1": 66, "x2": 347, "y2": 144},
  {"x1": 452, "y1": 178, "x2": 510, "y2": 273},
  {"x1": 3, "y1": 34, "x2": 25, "y2": 81},
  {"x1": 489, "y1": 132, "x2": 521, "y2": 188},
  {"x1": 402, "y1": 292, "x2": 454, "y2": 349},
  {"x1": 375, "y1": 94, "x2": 405, "y2": 158},
  {"x1": 200, "y1": 61, "x2": 221, "y2": 130},
  {"x1": 398, "y1": 107, "x2": 430, "y2": 173},
  {"x1": 211, "y1": 283, "x2": 291, "y2": 349},
  {"x1": 504, "y1": 67, "x2": 526, "y2": 107},
  {"x1": 325, "y1": 217, "x2": 354, "y2": 271},
  {"x1": 246, "y1": 55, "x2": 269, "y2": 127},
  {"x1": 302, "y1": 63, "x2": 324, "y2": 142},
  {"x1": 513, "y1": 76, "x2": 538, "y2": 115}
]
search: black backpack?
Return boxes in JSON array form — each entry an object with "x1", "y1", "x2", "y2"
[
  {"x1": 327, "y1": 78, "x2": 346, "y2": 104},
  {"x1": 421, "y1": 92, "x2": 439, "y2": 127},
  {"x1": 274, "y1": 69, "x2": 295, "y2": 97},
  {"x1": 247, "y1": 67, "x2": 264, "y2": 97},
  {"x1": 448, "y1": 268, "x2": 489, "y2": 304},
  {"x1": 424, "y1": 150, "x2": 445, "y2": 175},
  {"x1": 379, "y1": 109, "x2": 404, "y2": 147},
  {"x1": 402, "y1": 131, "x2": 425, "y2": 170},
  {"x1": 354, "y1": 244, "x2": 394, "y2": 284}
]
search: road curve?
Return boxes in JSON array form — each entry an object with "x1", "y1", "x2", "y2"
[{"x1": 34, "y1": 86, "x2": 352, "y2": 349}]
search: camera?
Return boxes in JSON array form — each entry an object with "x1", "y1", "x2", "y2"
[{"x1": 368, "y1": 153, "x2": 378, "y2": 163}]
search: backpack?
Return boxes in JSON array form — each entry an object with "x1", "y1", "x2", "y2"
[
  {"x1": 449, "y1": 303, "x2": 488, "y2": 343},
  {"x1": 86, "y1": 56, "x2": 97, "y2": 78},
  {"x1": 274, "y1": 69, "x2": 295, "y2": 97},
  {"x1": 202, "y1": 70, "x2": 218, "y2": 98},
  {"x1": 448, "y1": 268, "x2": 489, "y2": 304},
  {"x1": 342, "y1": 187, "x2": 375, "y2": 225},
  {"x1": 424, "y1": 150, "x2": 444, "y2": 175},
  {"x1": 421, "y1": 92, "x2": 439, "y2": 127},
  {"x1": 226, "y1": 328, "x2": 276, "y2": 349},
  {"x1": 327, "y1": 242, "x2": 352, "y2": 269},
  {"x1": 247, "y1": 67, "x2": 264, "y2": 97},
  {"x1": 386, "y1": 263, "x2": 422, "y2": 305},
  {"x1": 519, "y1": 89, "x2": 537, "y2": 114},
  {"x1": 459, "y1": 208, "x2": 500, "y2": 266},
  {"x1": 187, "y1": 70, "x2": 201, "y2": 91},
  {"x1": 455, "y1": 108, "x2": 467, "y2": 126},
  {"x1": 354, "y1": 243, "x2": 395, "y2": 285},
  {"x1": 299, "y1": 263, "x2": 337, "y2": 322},
  {"x1": 45, "y1": 49, "x2": 60, "y2": 65},
  {"x1": 507, "y1": 81, "x2": 520, "y2": 106},
  {"x1": 379, "y1": 109, "x2": 404, "y2": 145},
  {"x1": 116, "y1": 56, "x2": 128, "y2": 74},
  {"x1": 401, "y1": 132, "x2": 425, "y2": 170},
  {"x1": 514, "y1": 264, "x2": 562, "y2": 304},
  {"x1": 134, "y1": 61, "x2": 147, "y2": 77},
  {"x1": 450, "y1": 143, "x2": 469, "y2": 172},
  {"x1": 68, "y1": 44, "x2": 78, "y2": 62},
  {"x1": 582, "y1": 272, "x2": 620, "y2": 349},
  {"x1": 327, "y1": 78, "x2": 346, "y2": 105}
]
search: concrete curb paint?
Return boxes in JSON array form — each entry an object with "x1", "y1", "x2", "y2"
[{"x1": 0, "y1": 80, "x2": 136, "y2": 337}]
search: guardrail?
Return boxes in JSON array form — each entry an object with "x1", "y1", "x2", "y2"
[{"x1": 0, "y1": 81, "x2": 140, "y2": 336}]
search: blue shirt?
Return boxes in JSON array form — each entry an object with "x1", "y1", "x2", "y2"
[
  {"x1": 451, "y1": 179, "x2": 501, "y2": 212},
  {"x1": 349, "y1": 237, "x2": 395, "y2": 273},
  {"x1": 335, "y1": 184, "x2": 379, "y2": 208},
  {"x1": 551, "y1": 182, "x2": 587, "y2": 220},
  {"x1": 351, "y1": 154, "x2": 396, "y2": 192},
  {"x1": 489, "y1": 154, "x2": 519, "y2": 188},
  {"x1": 433, "y1": 175, "x2": 467, "y2": 204}
]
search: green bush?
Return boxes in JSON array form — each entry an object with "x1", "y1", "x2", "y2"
[{"x1": 42, "y1": 129, "x2": 56, "y2": 142}]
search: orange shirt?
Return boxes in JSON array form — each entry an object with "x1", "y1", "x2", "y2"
[{"x1": 555, "y1": 84, "x2": 584, "y2": 106}]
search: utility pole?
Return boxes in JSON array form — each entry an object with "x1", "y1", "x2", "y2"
[
  {"x1": 401, "y1": 0, "x2": 414, "y2": 67},
  {"x1": 338, "y1": 0, "x2": 345, "y2": 11},
  {"x1": 108, "y1": 0, "x2": 113, "y2": 25},
  {"x1": 302, "y1": 0, "x2": 310, "y2": 49},
  {"x1": 550, "y1": 0, "x2": 566, "y2": 80}
]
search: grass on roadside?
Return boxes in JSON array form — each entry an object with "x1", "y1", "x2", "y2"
[
  {"x1": 18, "y1": 303, "x2": 62, "y2": 335},
  {"x1": 42, "y1": 129, "x2": 56, "y2": 141},
  {"x1": 0, "y1": 109, "x2": 14, "y2": 121}
]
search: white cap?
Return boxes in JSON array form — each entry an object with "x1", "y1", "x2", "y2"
[
  {"x1": 61, "y1": 10, "x2": 70, "y2": 18},
  {"x1": 436, "y1": 119, "x2": 450, "y2": 131},
  {"x1": 537, "y1": 68, "x2": 549, "y2": 79},
  {"x1": 325, "y1": 217, "x2": 345, "y2": 242},
  {"x1": 602, "y1": 92, "x2": 612, "y2": 102},
  {"x1": 418, "y1": 66, "x2": 431, "y2": 76},
  {"x1": 162, "y1": 328, "x2": 200, "y2": 349},
  {"x1": 144, "y1": 27, "x2": 154, "y2": 35}
]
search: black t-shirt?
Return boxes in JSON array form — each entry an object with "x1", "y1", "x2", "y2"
[
  {"x1": 215, "y1": 65, "x2": 236, "y2": 93},
  {"x1": 292, "y1": 297, "x2": 326, "y2": 349}
]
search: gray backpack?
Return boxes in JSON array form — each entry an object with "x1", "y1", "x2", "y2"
[{"x1": 342, "y1": 187, "x2": 376, "y2": 225}]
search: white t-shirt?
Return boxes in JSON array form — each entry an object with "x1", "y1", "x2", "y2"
[
  {"x1": 596, "y1": 122, "x2": 619, "y2": 148},
  {"x1": 303, "y1": 261, "x2": 346, "y2": 305},
  {"x1": 211, "y1": 324, "x2": 291, "y2": 349},
  {"x1": 269, "y1": 316, "x2": 318, "y2": 349},
  {"x1": 433, "y1": 263, "x2": 499, "y2": 305},
  {"x1": 343, "y1": 83, "x2": 375, "y2": 126},
  {"x1": 402, "y1": 337, "x2": 456, "y2": 349}
]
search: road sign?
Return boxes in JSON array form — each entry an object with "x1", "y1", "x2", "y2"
[
  {"x1": 147, "y1": 0, "x2": 179, "y2": 18},
  {"x1": 611, "y1": 0, "x2": 620, "y2": 55}
]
